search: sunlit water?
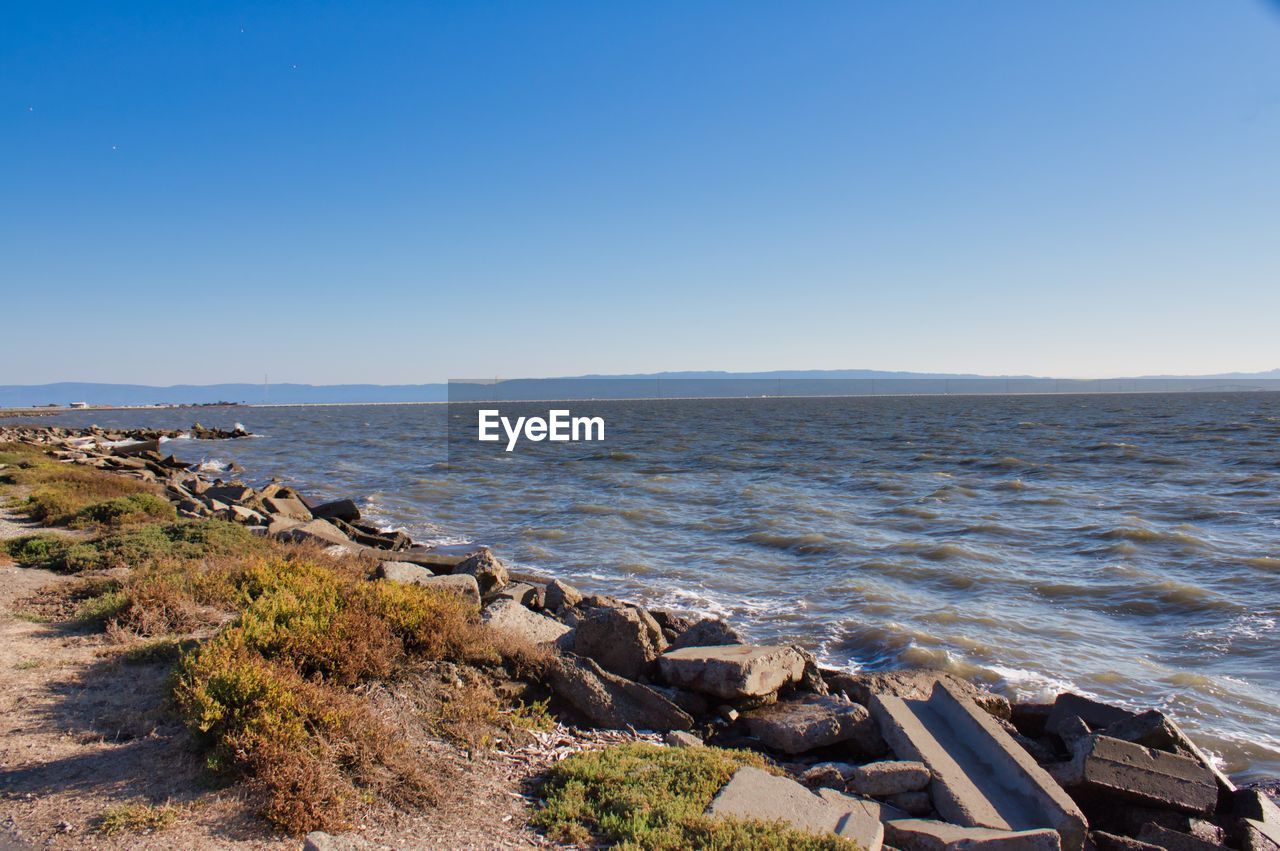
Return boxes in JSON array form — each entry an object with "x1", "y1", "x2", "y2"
[{"x1": 16, "y1": 392, "x2": 1280, "y2": 781}]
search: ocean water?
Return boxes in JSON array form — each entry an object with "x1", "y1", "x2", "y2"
[{"x1": 18, "y1": 392, "x2": 1280, "y2": 781}]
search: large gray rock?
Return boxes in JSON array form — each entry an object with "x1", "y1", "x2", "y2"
[
  {"x1": 378, "y1": 563, "x2": 481, "y2": 607},
  {"x1": 1104, "y1": 711, "x2": 1236, "y2": 803},
  {"x1": 1236, "y1": 789, "x2": 1280, "y2": 851},
  {"x1": 1049, "y1": 734, "x2": 1218, "y2": 816},
  {"x1": 871, "y1": 680, "x2": 1087, "y2": 851},
  {"x1": 544, "y1": 578, "x2": 582, "y2": 611},
  {"x1": 885, "y1": 819, "x2": 1061, "y2": 851},
  {"x1": 659, "y1": 644, "x2": 807, "y2": 699},
  {"x1": 454, "y1": 548, "x2": 509, "y2": 594},
  {"x1": 574, "y1": 606, "x2": 667, "y2": 680},
  {"x1": 262, "y1": 495, "x2": 312, "y2": 521},
  {"x1": 481, "y1": 598, "x2": 570, "y2": 645},
  {"x1": 706, "y1": 766, "x2": 884, "y2": 850},
  {"x1": 847, "y1": 761, "x2": 932, "y2": 797},
  {"x1": 486, "y1": 581, "x2": 542, "y2": 609},
  {"x1": 546, "y1": 655, "x2": 692, "y2": 731},
  {"x1": 272, "y1": 518, "x2": 351, "y2": 547},
  {"x1": 743, "y1": 694, "x2": 885, "y2": 755},
  {"x1": 668, "y1": 617, "x2": 744, "y2": 651},
  {"x1": 311, "y1": 498, "x2": 361, "y2": 523}
]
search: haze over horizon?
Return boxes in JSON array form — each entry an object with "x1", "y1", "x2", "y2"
[{"x1": 4, "y1": 2, "x2": 1279, "y2": 384}]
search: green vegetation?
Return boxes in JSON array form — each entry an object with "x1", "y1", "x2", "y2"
[
  {"x1": 534, "y1": 743, "x2": 858, "y2": 851},
  {"x1": 59, "y1": 519, "x2": 266, "y2": 572},
  {"x1": 73, "y1": 492, "x2": 175, "y2": 527},
  {"x1": 97, "y1": 802, "x2": 180, "y2": 835},
  {"x1": 3, "y1": 533, "x2": 70, "y2": 568},
  {"x1": 76, "y1": 586, "x2": 129, "y2": 625}
]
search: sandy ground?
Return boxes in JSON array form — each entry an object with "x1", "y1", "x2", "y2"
[{"x1": 0, "y1": 503, "x2": 560, "y2": 850}]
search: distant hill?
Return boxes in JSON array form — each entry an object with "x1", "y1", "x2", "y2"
[{"x1": 2, "y1": 368, "x2": 1277, "y2": 408}]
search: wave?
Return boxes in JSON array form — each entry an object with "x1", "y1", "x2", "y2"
[{"x1": 741, "y1": 531, "x2": 834, "y2": 554}]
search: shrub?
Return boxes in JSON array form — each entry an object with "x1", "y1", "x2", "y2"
[
  {"x1": 9, "y1": 457, "x2": 162, "y2": 526},
  {"x1": 74, "y1": 493, "x2": 175, "y2": 527},
  {"x1": 61, "y1": 520, "x2": 265, "y2": 572},
  {"x1": 534, "y1": 743, "x2": 857, "y2": 850},
  {"x1": 97, "y1": 802, "x2": 180, "y2": 835},
  {"x1": 3, "y1": 534, "x2": 70, "y2": 568},
  {"x1": 77, "y1": 588, "x2": 130, "y2": 625}
]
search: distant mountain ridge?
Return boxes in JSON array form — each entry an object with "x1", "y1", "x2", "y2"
[{"x1": 2, "y1": 368, "x2": 1277, "y2": 407}]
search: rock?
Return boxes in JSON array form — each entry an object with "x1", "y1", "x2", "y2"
[
  {"x1": 667, "y1": 617, "x2": 745, "y2": 651},
  {"x1": 743, "y1": 694, "x2": 885, "y2": 755},
  {"x1": 802, "y1": 762, "x2": 855, "y2": 789},
  {"x1": 481, "y1": 599, "x2": 570, "y2": 645},
  {"x1": 664, "y1": 731, "x2": 703, "y2": 748},
  {"x1": 1046, "y1": 693, "x2": 1134, "y2": 740},
  {"x1": 1050, "y1": 735, "x2": 1218, "y2": 816},
  {"x1": 378, "y1": 564, "x2": 481, "y2": 607},
  {"x1": 262, "y1": 495, "x2": 312, "y2": 521},
  {"x1": 1241, "y1": 819, "x2": 1280, "y2": 851},
  {"x1": 486, "y1": 581, "x2": 542, "y2": 609},
  {"x1": 659, "y1": 644, "x2": 807, "y2": 700},
  {"x1": 884, "y1": 819, "x2": 1061, "y2": 851},
  {"x1": 454, "y1": 548, "x2": 509, "y2": 594},
  {"x1": 546, "y1": 655, "x2": 693, "y2": 731},
  {"x1": 311, "y1": 498, "x2": 361, "y2": 522},
  {"x1": 1104, "y1": 711, "x2": 1236, "y2": 804},
  {"x1": 302, "y1": 832, "x2": 377, "y2": 851},
  {"x1": 1092, "y1": 832, "x2": 1165, "y2": 851},
  {"x1": 544, "y1": 578, "x2": 582, "y2": 611},
  {"x1": 1011, "y1": 703, "x2": 1054, "y2": 739},
  {"x1": 1137, "y1": 824, "x2": 1229, "y2": 851},
  {"x1": 273, "y1": 518, "x2": 351, "y2": 547},
  {"x1": 650, "y1": 685, "x2": 711, "y2": 718},
  {"x1": 847, "y1": 761, "x2": 932, "y2": 797},
  {"x1": 1235, "y1": 788, "x2": 1280, "y2": 851},
  {"x1": 706, "y1": 766, "x2": 884, "y2": 850},
  {"x1": 870, "y1": 680, "x2": 1087, "y2": 851},
  {"x1": 229, "y1": 504, "x2": 266, "y2": 525},
  {"x1": 206, "y1": 484, "x2": 254, "y2": 504},
  {"x1": 650, "y1": 608, "x2": 693, "y2": 641},
  {"x1": 574, "y1": 606, "x2": 667, "y2": 680},
  {"x1": 830, "y1": 668, "x2": 1011, "y2": 720},
  {"x1": 885, "y1": 791, "x2": 934, "y2": 816}
]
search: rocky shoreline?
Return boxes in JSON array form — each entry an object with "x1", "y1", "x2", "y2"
[{"x1": 2, "y1": 422, "x2": 1277, "y2": 851}]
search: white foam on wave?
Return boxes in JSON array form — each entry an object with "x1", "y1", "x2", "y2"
[
  {"x1": 984, "y1": 664, "x2": 1082, "y2": 702},
  {"x1": 197, "y1": 458, "x2": 229, "y2": 473}
]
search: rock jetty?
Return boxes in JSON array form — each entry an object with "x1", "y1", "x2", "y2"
[{"x1": 1, "y1": 423, "x2": 1275, "y2": 851}]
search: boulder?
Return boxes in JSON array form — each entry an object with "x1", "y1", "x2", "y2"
[
  {"x1": 659, "y1": 644, "x2": 807, "y2": 700},
  {"x1": 311, "y1": 498, "x2": 361, "y2": 523},
  {"x1": 743, "y1": 694, "x2": 886, "y2": 755},
  {"x1": 847, "y1": 761, "x2": 932, "y2": 797},
  {"x1": 667, "y1": 617, "x2": 744, "y2": 651},
  {"x1": 574, "y1": 606, "x2": 667, "y2": 680},
  {"x1": 544, "y1": 578, "x2": 583, "y2": 611},
  {"x1": 801, "y1": 762, "x2": 859, "y2": 788},
  {"x1": 884, "y1": 819, "x2": 1061, "y2": 851},
  {"x1": 1046, "y1": 693, "x2": 1135, "y2": 739},
  {"x1": 486, "y1": 582, "x2": 542, "y2": 609},
  {"x1": 378, "y1": 563, "x2": 480, "y2": 607},
  {"x1": 706, "y1": 766, "x2": 885, "y2": 850},
  {"x1": 546, "y1": 655, "x2": 692, "y2": 731},
  {"x1": 454, "y1": 548, "x2": 509, "y2": 595},
  {"x1": 481, "y1": 598, "x2": 570, "y2": 646}
]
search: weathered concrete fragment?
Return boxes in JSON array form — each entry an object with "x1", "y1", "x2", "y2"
[
  {"x1": 273, "y1": 518, "x2": 351, "y2": 546},
  {"x1": 544, "y1": 578, "x2": 582, "y2": 611},
  {"x1": 1091, "y1": 832, "x2": 1164, "y2": 851},
  {"x1": 263, "y1": 495, "x2": 312, "y2": 520},
  {"x1": 1137, "y1": 824, "x2": 1229, "y2": 851},
  {"x1": 847, "y1": 760, "x2": 932, "y2": 797},
  {"x1": 310, "y1": 498, "x2": 360, "y2": 522},
  {"x1": 885, "y1": 819, "x2": 1061, "y2": 851},
  {"x1": 1104, "y1": 711, "x2": 1236, "y2": 803},
  {"x1": 454, "y1": 548, "x2": 509, "y2": 594},
  {"x1": 546, "y1": 655, "x2": 692, "y2": 731},
  {"x1": 706, "y1": 766, "x2": 884, "y2": 850},
  {"x1": 830, "y1": 668, "x2": 1011, "y2": 720},
  {"x1": 667, "y1": 617, "x2": 744, "y2": 651},
  {"x1": 870, "y1": 681, "x2": 1087, "y2": 851},
  {"x1": 1051, "y1": 735, "x2": 1217, "y2": 816},
  {"x1": 743, "y1": 694, "x2": 880, "y2": 754},
  {"x1": 378, "y1": 563, "x2": 481, "y2": 606},
  {"x1": 658, "y1": 644, "x2": 806, "y2": 699},
  {"x1": 1046, "y1": 693, "x2": 1134, "y2": 739}
]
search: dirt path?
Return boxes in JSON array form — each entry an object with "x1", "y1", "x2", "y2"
[{"x1": 0, "y1": 505, "x2": 559, "y2": 849}]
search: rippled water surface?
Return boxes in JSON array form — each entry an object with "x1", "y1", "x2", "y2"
[{"x1": 22, "y1": 393, "x2": 1280, "y2": 780}]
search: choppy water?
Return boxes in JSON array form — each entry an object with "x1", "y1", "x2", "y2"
[{"x1": 17, "y1": 392, "x2": 1280, "y2": 781}]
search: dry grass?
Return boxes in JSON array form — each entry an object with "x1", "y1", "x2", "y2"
[
  {"x1": 96, "y1": 802, "x2": 181, "y2": 836},
  {"x1": 0, "y1": 444, "x2": 167, "y2": 526}
]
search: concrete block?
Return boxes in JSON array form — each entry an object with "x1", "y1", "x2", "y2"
[
  {"x1": 659, "y1": 644, "x2": 806, "y2": 699},
  {"x1": 1055, "y1": 736, "x2": 1217, "y2": 816},
  {"x1": 1137, "y1": 824, "x2": 1229, "y2": 851},
  {"x1": 707, "y1": 766, "x2": 884, "y2": 849},
  {"x1": 871, "y1": 681, "x2": 1088, "y2": 851},
  {"x1": 885, "y1": 818, "x2": 1061, "y2": 851}
]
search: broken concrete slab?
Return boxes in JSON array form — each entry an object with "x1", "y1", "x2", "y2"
[
  {"x1": 1046, "y1": 693, "x2": 1134, "y2": 739},
  {"x1": 1091, "y1": 832, "x2": 1164, "y2": 851},
  {"x1": 454, "y1": 548, "x2": 509, "y2": 594},
  {"x1": 1104, "y1": 711, "x2": 1236, "y2": 805},
  {"x1": 310, "y1": 498, "x2": 360, "y2": 522},
  {"x1": 1241, "y1": 820, "x2": 1280, "y2": 851},
  {"x1": 870, "y1": 680, "x2": 1087, "y2": 851},
  {"x1": 743, "y1": 694, "x2": 883, "y2": 755},
  {"x1": 546, "y1": 655, "x2": 692, "y2": 731},
  {"x1": 1050, "y1": 735, "x2": 1217, "y2": 816},
  {"x1": 273, "y1": 518, "x2": 352, "y2": 546},
  {"x1": 574, "y1": 605, "x2": 667, "y2": 680},
  {"x1": 663, "y1": 731, "x2": 703, "y2": 748},
  {"x1": 830, "y1": 669, "x2": 1011, "y2": 720},
  {"x1": 847, "y1": 760, "x2": 932, "y2": 797},
  {"x1": 884, "y1": 818, "x2": 1061, "y2": 851},
  {"x1": 1137, "y1": 824, "x2": 1229, "y2": 851},
  {"x1": 885, "y1": 791, "x2": 934, "y2": 817},
  {"x1": 377, "y1": 564, "x2": 481, "y2": 607},
  {"x1": 658, "y1": 644, "x2": 806, "y2": 699},
  {"x1": 263, "y1": 495, "x2": 312, "y2": 520},
  {"x1": 706, "y1": 766, "x2": 884, "y2": 850}
]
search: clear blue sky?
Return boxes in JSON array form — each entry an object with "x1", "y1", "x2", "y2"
[{"x1": 3, "y1": 1, "x2": 1279, "y2": 384}]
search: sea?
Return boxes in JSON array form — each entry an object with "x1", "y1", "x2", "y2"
[{"x1": 14, "y1": 391, "x2": 1280, "y2": 781}]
